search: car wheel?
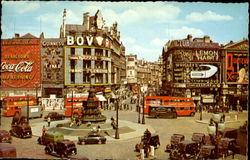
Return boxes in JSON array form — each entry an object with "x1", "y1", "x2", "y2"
[
  {"x1": 101, "y1": 140, "x2": 106, "y2": 144},
  {"x1": 45, "y1": 147, "x2": 51, "y2": 154},
  {"x1": 9, "y1": 130, "x2": 13, "y2": 136}
]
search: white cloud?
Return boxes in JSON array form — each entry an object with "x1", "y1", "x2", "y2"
[
  {"x1": 150, "y1": 38, "x2": 169, "y2": 48},
  {"x1": 2, "y1": 1, "x2": 40, "y2": 14},
  {"x1": 186, "y1": 10, "x2": 233, "y2": 22},
  {"x1": 83, "y1": 2, "x2": 181, "y2": 25},
  {"x1": 167, "y1": 26, "x2": 204, "y2": 40}
]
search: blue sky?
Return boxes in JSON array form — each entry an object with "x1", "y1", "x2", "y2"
[{"x1": 1, "y1": 1, "x2": 249, "y2": 62}]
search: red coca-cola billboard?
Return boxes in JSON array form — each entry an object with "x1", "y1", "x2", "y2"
[{"x1": 0, "y1": 39, "x2": 41, "y2": 89}]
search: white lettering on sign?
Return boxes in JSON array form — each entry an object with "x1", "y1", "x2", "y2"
[
  {"x1": 67, "y1": 36, "x2": 74, "y2": 45},
  {"x1": 96, "y1": 36, "x2": 103, "y2": 46},
  {"x1": 1, "y1": 61, "x2": 34, "y2": 73},
  {"x1": 86, "y1": 36, "x2": 93, "y2": 46},
  {"x1": 195, "y1": 50, "x2": 218, "y2": 61},
  {"x1": 66, "y1": 35, "x2": 109, "y2": 48},
  {"x1": 76, "y1": 37, "x2": 84, "y2": 45}
]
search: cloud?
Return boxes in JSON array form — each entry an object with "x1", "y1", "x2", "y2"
[
  {"x1": 186, "y1": 10, "x2": 233, "y2": 22},
  {"x1": 150, "y1": 38, "x2": 169, "y2": 48},
  {"x1": 166, "y1": 26, "x2": 204, "y2": 40},
  {"x1": 84, "y1": 2, "x2": 181, "y2": 25},
  {"x1": 2, "y1": 1, "x2": 40, "y2": 14}
]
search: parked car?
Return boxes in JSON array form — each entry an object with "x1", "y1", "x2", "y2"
[
  {"x1": 165, "y1": 134, "x2": 185, "y2": 153},
  {"x1": 45, "y1": 140, "x2": 77, "y2": 158},
  {"x1": 44, "y1": 112, "x2": 65, "y2": 121},
  {"x1": 78, "y1": 131, "x2": 106, "y2": 144},
  {"x1": 9, "y1": 123, "x2": 32, "y2": 138},
  {"x1": 0, "y1": 130, "x2": 12, "y2": 143},
  {"x1": 0, "y1": 143, "x2": 16, "y2": 158},
  {"x1": 37, "y1": 131, "x2": 64, "y2": 145},
  {"x1": 135, "y1": 134, "x2": 160, "y2": 152}
]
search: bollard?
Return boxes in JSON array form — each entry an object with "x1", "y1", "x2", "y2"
[
  {"x1": 140, "y1": 149, "x2": 144, "y2": 160},
  {"x1": 150, "y1": 146, "x2": 154, "y2": 157}
]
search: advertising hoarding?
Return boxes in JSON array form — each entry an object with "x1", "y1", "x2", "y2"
[{"x1": 0, "y1": 40, "x2": 41, "y2": 89}]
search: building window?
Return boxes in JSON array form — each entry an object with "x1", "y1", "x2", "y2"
[
  {"x1": 71, "y1": 72, "x2": 75, "y2": 84},
  {"x1": 128, "y1": 58, "x2": 134, "y2": 61},
  {"x1": 130, "y1": 70, "x2": 133, "y2": 75},
  {"x1": 71, "y1": 48, "x2": 75, "y2": 55},
  {"x1": 84, "y1": 48, "x2": 91, "y2": 55}
]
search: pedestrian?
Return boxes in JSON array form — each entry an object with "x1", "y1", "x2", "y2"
[
  {"x1": 47, "y1": 116, "x2": 51, "y2": 127},
  {"x1": 42, "y1": 125, "x2": 46, "y2": 136}
]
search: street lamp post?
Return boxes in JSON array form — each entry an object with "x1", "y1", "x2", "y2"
[
  {"x1": 115, "y1": 97, "x2": 119, "y2": 139},
  {"x1": 207, "y1": 112, "x2": 225, "y2": 159},
  {"x1": 27, "y1": 94, "x2": 30, "y2": 124},
  {"x1": 141, "y1": 85, "x2": 147, "y2": 125},
  {"x1": 71, "y1": 90, "x2": 74, "y2": 120},
  {"x1": 141, "y1": 92, "x2": 145, "y2": 124},
  {"x1": 137, "y1": 93, "x2": 141, "y2": 124},
  {"x1": 34, "y1": 82, "x2": 40, "y2": 105}
]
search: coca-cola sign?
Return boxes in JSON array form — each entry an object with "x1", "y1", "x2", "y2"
[
  {"x1": 0, "y1": 39, "x2": 41, "y2": 88},
  {"x1": 1, "y1": 61, "x2": 34, "y2": 73}
]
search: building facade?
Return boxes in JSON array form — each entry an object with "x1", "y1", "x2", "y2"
[
  {"x1": 162, "y1": 35, "x2": 222, "y2": 107},
  {"x1": 220, "y1": 38, "x2": 248, "y2": 110},
  {"x1": 126, "y1": 54, "x2": 137, "y2": 86},
  {"x1": 41, "y1": 37, "x2": 64, "y2": 98},
  {"x1": 0, "y1": 33, "x2": 42, "y2": 98},
  {"x1": 61, "y1": 10, "x2": 126, "y2": 93}
]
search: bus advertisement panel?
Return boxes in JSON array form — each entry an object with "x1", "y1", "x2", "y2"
[{"x1": 144, "y1": 96, "x2": 196, "y2": 116}]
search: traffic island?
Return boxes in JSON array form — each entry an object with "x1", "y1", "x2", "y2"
[{"x1": 31, "y1": 119, "x2": 155, "y2": 141}]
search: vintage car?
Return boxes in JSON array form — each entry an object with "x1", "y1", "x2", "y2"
[
  {"x1": 135, "y1": 134, "x2": 160, "y2": 152},
  {"x1": 45, "y1": 140, "x2": 77, "y2": 158},
  {"x1": 0, "y1": 143, "x2": 16, "y2": 158},
  {"x1": 191, "y1": 133, "x2": 206, "y2": 145},
  {"x1": 198, "y1": 145, "x2": 216, "y2": 159},
  {"x1": 78, "y1": 131, "x2": 106, "y2": 144},
  {"x1": 148, "y1": 105, "x2": 177, "y2": 119},
  {"x1": 0, "y1": 130, "x2": 12, "y2": 143},
  {"x1": 165, "y1": 134, "x2": 185, "y2": 152},
  {"x1": 44, "y1": 112, "x2": 65, "y2": 121},
  {"x1": 9, "y1": 123, "x2": 32, "y2": 138},
  {"x1": 37, "y1": 131, "x2": 64, "y2": 145}
]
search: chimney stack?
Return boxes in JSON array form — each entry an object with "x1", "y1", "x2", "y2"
[
  {"x1": 204, "y1": 35, "x2": 210, "y2": 43},
  {"x1": 83, "y1": 12, "x2": 90, "y2": 30}
]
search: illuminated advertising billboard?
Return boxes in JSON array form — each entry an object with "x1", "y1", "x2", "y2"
[
  {"x1": 226, "y1": 53, "x2": 248, "y2": 83},
  {"x1": 0, "y1": 40, "x2": 41, "y2": 89}
]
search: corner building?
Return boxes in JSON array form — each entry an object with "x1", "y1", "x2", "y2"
[
  {"x1": 60, "y1": 10, "x2": 126, "y2": 92},
  {"x1": 162, "y1": 35, "x2": 222, "y2": 107}
]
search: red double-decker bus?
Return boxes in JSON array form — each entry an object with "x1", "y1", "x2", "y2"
[
  {"x1": 2, "y1": 96, "x2": 37, "y2": 117},
  {"x1": 64, "y1": 97, "x2": 99, "y2": 117},
  {"x1": 144, "y1": 96, "x2": 196, "y2": 116}
]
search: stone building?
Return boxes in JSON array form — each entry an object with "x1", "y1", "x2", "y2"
[
  {"x1": 126, "y1": 54, "x2": 138, "y2": 88},
  {"x1": 60, "y1": 9, "x2": 126, "y2": 93},
  {"x1": 162, "y1": 35, "x2": 222, "y2": 107}
]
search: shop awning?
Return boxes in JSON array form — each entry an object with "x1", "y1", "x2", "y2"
[{"x1": 96, "y1": 95, "x2": 107, "y2": 101}]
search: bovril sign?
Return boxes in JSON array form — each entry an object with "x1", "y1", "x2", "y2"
[{"x1": 66, "y1": 35, "x2": 111, "y2": 48}]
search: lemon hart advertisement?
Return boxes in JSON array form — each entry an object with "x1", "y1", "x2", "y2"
[{"x1": 0, "y1": 39, "x2": 41, "y2": 89}]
